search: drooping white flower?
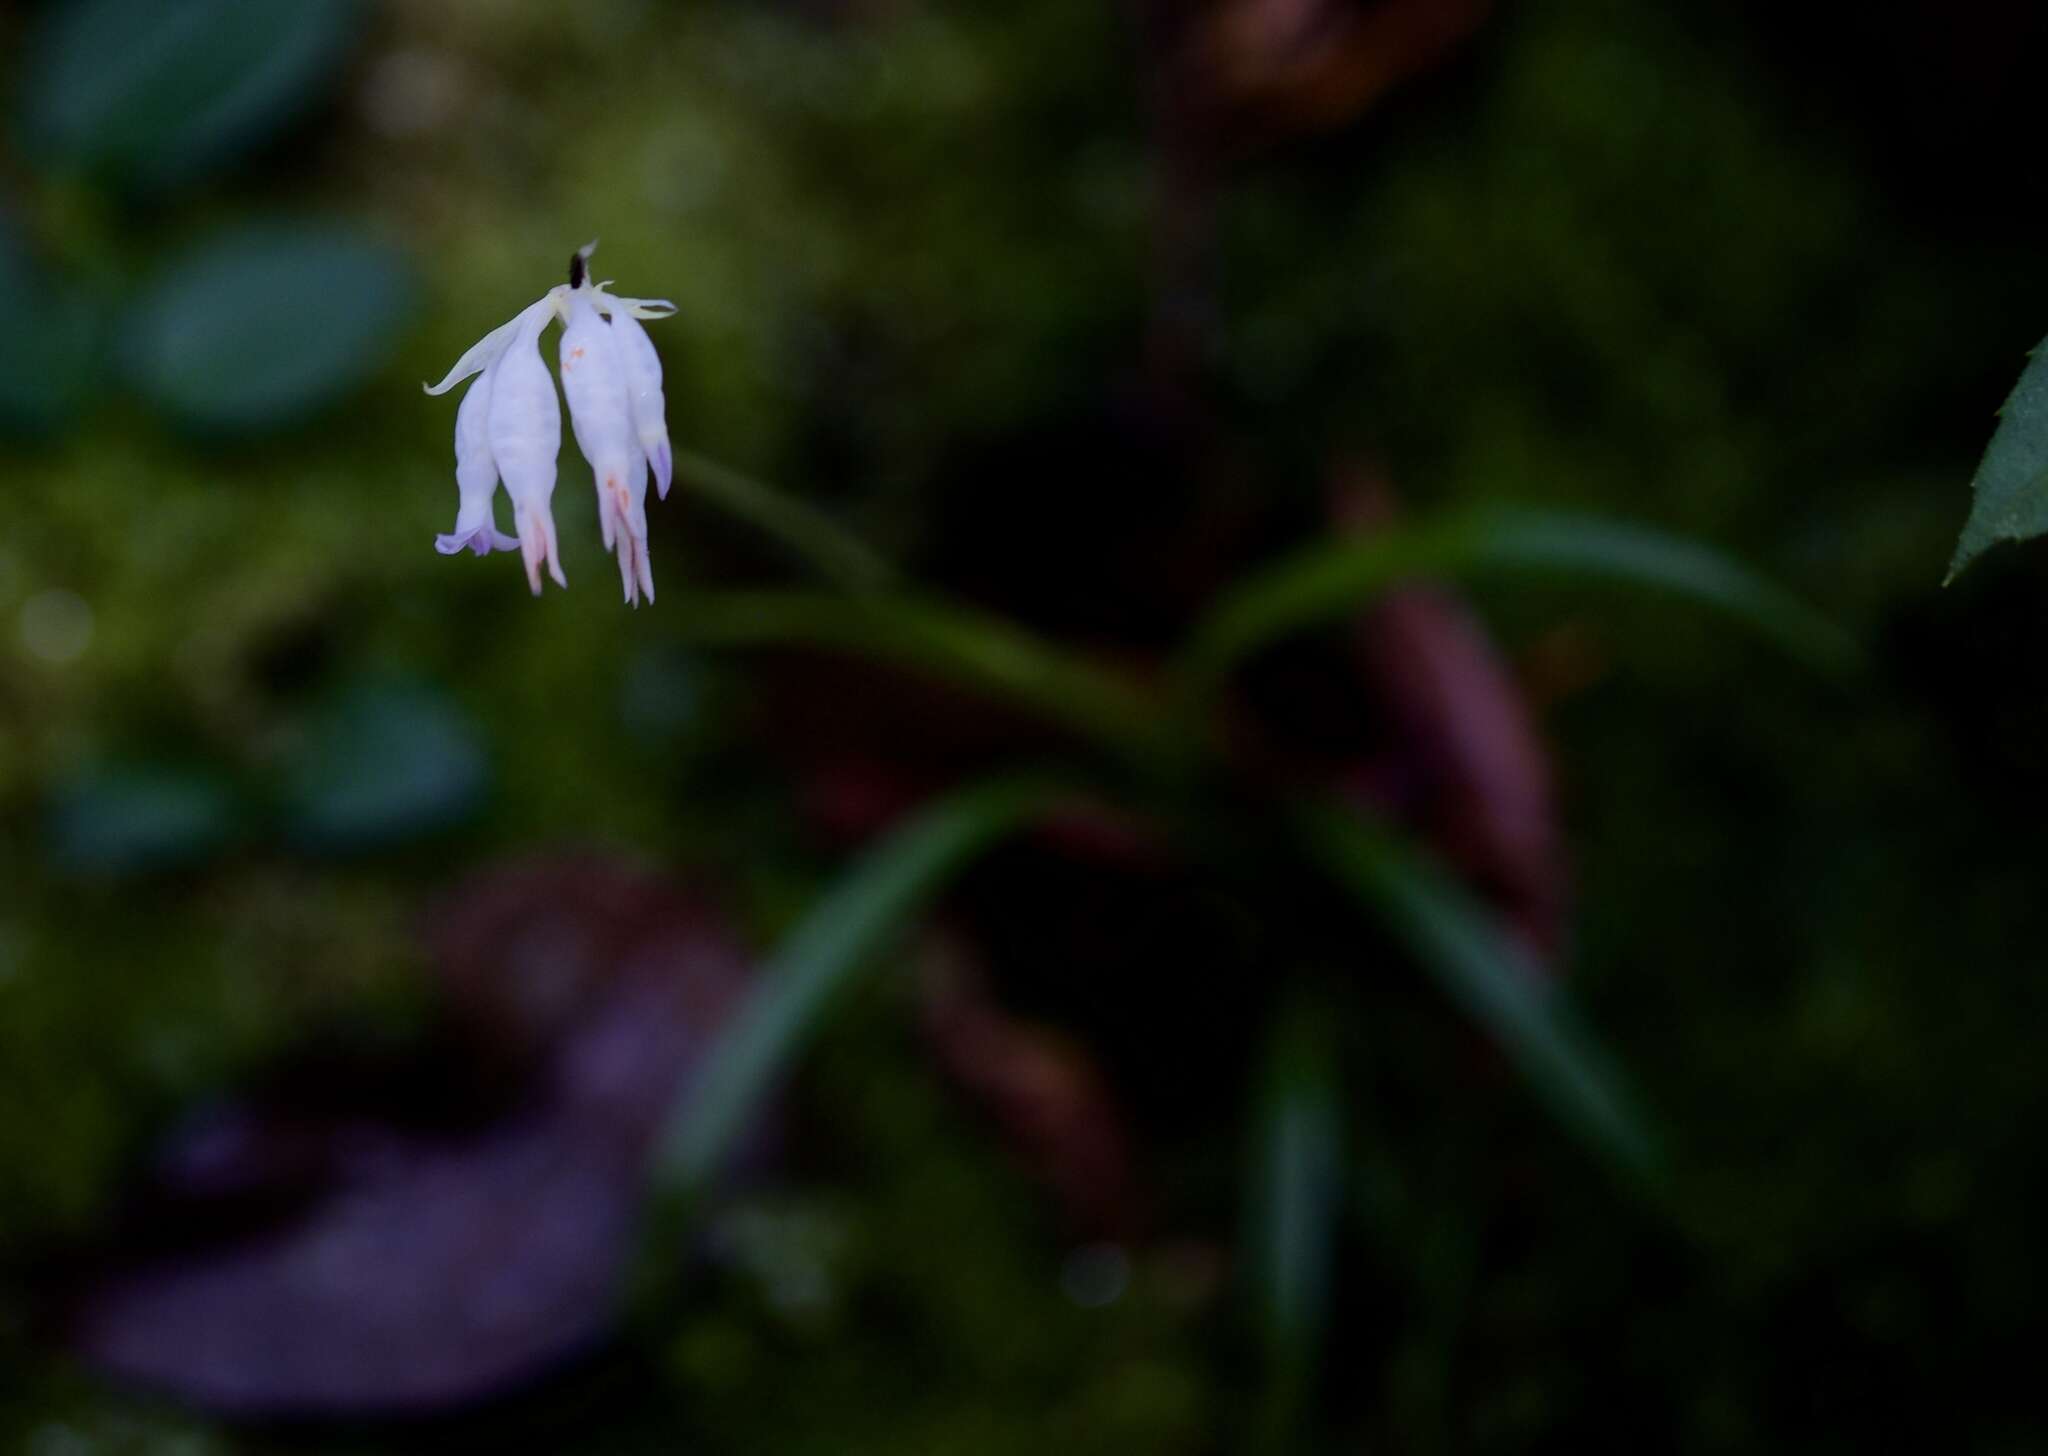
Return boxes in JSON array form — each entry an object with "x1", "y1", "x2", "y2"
[
  {"x1": 559, "y1": 285, "x2": 653, "y2": 605},
  {"x1": 423, "y1": 243, "x2": 675, "y2": 601}
]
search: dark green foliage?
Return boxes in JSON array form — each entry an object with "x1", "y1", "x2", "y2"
[
  {"x1": 1299, "y1": 807, "x2": 1658, "y2": 1179},
  {"x1": 278, "y1": 677, "x2": 488, "y2": 853},
  {"x1": 1247, "y1": 1005, "x2": 1344, "y2": 1447},
  {"x1": 47, "y1": 763, "x2": 245, "y2": 875},
  {"x1": 122, "y1": 226, "x2": 416, "y2": 433},
  {"x1": 658, "y1": 778, "x2": 1062, "y2": 1196},
  {"x1": 0, "y1": 219, "x2": 100, "y2": 434},
  {"x1": 1184, "y1": 507, "x2": 1855, "y2": 687},
  {"x1": 20, "y1": 0, "x2": 363, "y2": 195},
  {"x1": 1949, "y1": 338, "x2": 2048, "y2": 581}
]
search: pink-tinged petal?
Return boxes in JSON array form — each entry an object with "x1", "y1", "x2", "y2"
[
  {"x1": 546, "y1": 527, "x2": 567, "y2": 589},
  {"x1": 616, "y1": 541, "x2": 636, "y2": 605},
  {"x1": 613, "y1": 532, "x2": 654, "y2": 609},
  {"x1": 651, "y1": 439, "x2": 673, "y2": 500},
  {"x1": 515, "y1": 507, "x2": 566, "y2": 595},
  {"x1": 490, "y1": 300, "x2": 565, "y2": 596},
  {"x1": 604, "y1": 307, "x2": 671, "y2": 503}
]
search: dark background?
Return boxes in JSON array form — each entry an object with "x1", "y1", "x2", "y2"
[{"x1": 6, "y1": 0, "x2": 2048, "y2": 1449}]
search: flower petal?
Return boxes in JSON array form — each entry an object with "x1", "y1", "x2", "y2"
[
  {"x1": 489, "y1": 298, "x2": 566, "y2": 591},
  {"x1": 560, "y1": 288, "x2": 650, "y2": 574},
  {"x1": 513, "y1": 504, "x2": 567, "y2": 594},
  {"x1": 434, "y1": 525, "x2": 521, "y2": 557},
  {"x1": 604, "y1": 306, "x2": 673, "y2": 499},
  {"x1": 423, "y1": 309, "x2": 523, "y2": 396},
  {"x1": 594, "y1": 290, "x2": 676, "y2": 321},
  {"x1": 435, "y1": 365, "x2": 509, "y2": 546}
]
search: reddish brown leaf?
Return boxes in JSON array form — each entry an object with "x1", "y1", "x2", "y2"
[
  {"x1": 919, "y1": 935, "x2": 1149, "y2": 1241},
  {"x1": 1188, "y1": 0, "x2": 1494, "y2": 144},
  {"x1": 1331, "y1": 470, "x2": 1566, "y2": 960}
]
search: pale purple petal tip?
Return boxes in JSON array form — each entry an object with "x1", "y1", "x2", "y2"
[
  {"x1": 653, "y1": 441, "x2": 673, "y2": 500},
  {"x1": 436, "y1": 527, "x2": 519, "y2": 558}
]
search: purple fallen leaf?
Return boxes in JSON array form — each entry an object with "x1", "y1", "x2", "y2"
[{"x1": 68, "y1": 859, "x2": 754, "y2": 1418}]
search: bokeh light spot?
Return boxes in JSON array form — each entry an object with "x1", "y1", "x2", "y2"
[{"x1": 19, "y1": 589, "x2": 93, "y2": 664}]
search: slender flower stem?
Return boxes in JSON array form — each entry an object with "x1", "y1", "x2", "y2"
[{"x1": 671, "y1": 449, "x2": 898, "y2": 592}]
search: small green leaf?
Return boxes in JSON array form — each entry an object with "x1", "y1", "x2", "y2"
[
  {"x1": 1181, "y1": 507, "x2": 1855, "y2": 686},
  {"x1": 20, "y1": 0, "x2": 364, "y2": 196},
  {"x1": 670, "y1": 590, "x2": 1167, "y2": 758},
  {"x1": 122, "y1": 223, "x2": 415, "y2": 434},
  {"x1": 1296, "y1": 804, "x2": 1660, "y2": 1178},
  {"x1": 655, "y1": 776, "x2": 1063, "y2": 1198},
  {"x1": 1247, "y1": 1001, "x2": 1343, "y2": 1446},
  {"x1": 48, "y1": 764, "x2": 244, "y2": 876},
  {"x1": 280, "y1": 678, "x2": 487, "y2": 854},
  {"x1": 1948, "y1": 336, "x2": 2048, "y2": 582},
  {"x1": 0, "y1": 221, "x2": 100, "y2": 435}
]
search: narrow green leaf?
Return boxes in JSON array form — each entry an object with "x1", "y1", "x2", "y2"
[
  {"x1": 655, "y1": 776, "x2": 1063, "y2": 1197},
  {"x1": 670, "y1": 590, "x2": 1166, "y2": 757},
  {"x1": 671, "y1": 449, "x2": 897, "y2": 591},
  {"x1": 1949, "y1": 335, "x2": 2048, "y2": 582},
  {"x1": 1181, "y1": 507, "x2": 1855, "y2": 686},
  {"x1": 21, "y1": 0, "x2": 363, "y2": 196},
  {"x1": 1296, "y1": 804, "x2": 1660, "y2": 1178},
  {"x1": 1247, "y1": 1001, "x2": 1344, "y2": 1446},
  {"x1": 122, "y1": 223, "x2": 416, "y2": 434}
]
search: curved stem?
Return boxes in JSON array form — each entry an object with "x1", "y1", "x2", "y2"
[{"x1": 672, "y1": 449, "x2": 897, "y2": 592}]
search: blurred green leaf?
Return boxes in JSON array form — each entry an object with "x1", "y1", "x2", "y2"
[
  {"x1": 1296, "y1": 804, "x2": 1659, "y2": 1178},
  {"x1": 656, "y1": 776, "x2": 1064, "y2": 1199},
  {"x1": 620, "y1": 645, "x2": 708, "y2": 748},
  {"x1": 1948, "y1": 336, "x2": 2048, "y2": 583},
  {"x1": 673, "y1": 449, "x2": 897, "y2": 591},
  {"x1": 122, "y1": 223, "x2": 415, "y2": 433},
  {"x1": 1247, "y1": 1001, "x2": 1343, "y2": 1448},
  {"x1": 1182, "y1": 507, "x2": 1855, "y2": 686},
  {"x1": 47, "y1": 764, "x2": 243, "y2": 876},
  {"x1": 20, "y1": 0, "x2": 363, "y2": 196},
  {"x1": 671, "y1": 590, "x2": 1167, "y2": 758},
  {"x1": 280, "y1": 678, "x2": 487, "y2": 854},
  {"x1": 0, "y1": 221, "x2": 101, "y2": 435}
]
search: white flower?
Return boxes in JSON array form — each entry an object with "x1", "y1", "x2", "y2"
[{"x1": 423, "y1": 242, "x2": 676, "y2": 602}]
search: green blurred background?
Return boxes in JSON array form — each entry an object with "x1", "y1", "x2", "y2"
[{"x1": 7, "y1": 0, "x2": 2048, "y2": 1450}]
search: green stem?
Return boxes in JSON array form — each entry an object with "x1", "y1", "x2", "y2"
[
  {"x1": 1176, "y1": 506, "x2": 1857, "y2": 695},
  {"x1": 667, "y1": 588, "x2": 1181, "y2": 764},
  {"x1": 672, "y1": 449, "x2": 897, "y2": 592}
]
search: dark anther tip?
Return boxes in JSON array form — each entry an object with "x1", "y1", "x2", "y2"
[{"x1": 568, "y1": 251, "x2": 587, "y2": 288}]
